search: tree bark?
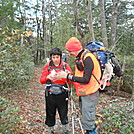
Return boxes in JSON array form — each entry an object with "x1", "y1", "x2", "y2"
[
  {"x1": 113, "y1": 55, "x2": 125, "y2": 96},
  {"x1": 99, "y1": 0, "x2": 108, "y2": 48},
  {"x1": 111, "y1": 0, "x2": 119, "y2": 46},
  {"x1": 73, "y1": 0, "x2": 85, "y2": 44},
  {"x1": 42, "y1": 0, "x2": 47, "y2": 59},
  {"x1": 87, "y1": 0, "x2": 95, "y2": 41}
]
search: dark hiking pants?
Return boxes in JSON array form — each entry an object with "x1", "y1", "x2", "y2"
[{"x1": 45, "y1": 91, "x2": 68, "y2": 127}]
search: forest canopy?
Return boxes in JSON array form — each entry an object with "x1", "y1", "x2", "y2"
[{"x1": 0, "y1": 0, "x2": 133, "y2": 94}]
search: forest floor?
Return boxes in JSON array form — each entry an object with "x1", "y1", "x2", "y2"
[{"x1": 1, "y1": 67, "x2": 132, "y2": 134}]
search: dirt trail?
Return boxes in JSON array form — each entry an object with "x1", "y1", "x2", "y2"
[
  {"x1": 1, "y1": 67, "x2": 132, "y2": 134},
  {"x1": 19, "y1": 67, "x2": 84, "y2": 134},
  {"x1": 1, "y1": 67, "x2": 83, "y2": 134}
]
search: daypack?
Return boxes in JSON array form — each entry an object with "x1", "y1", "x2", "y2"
[
  {"x1": 86, "y1": 41, "x2": 124, "y2": 91},
  {"x1": 46, "y1": 61, "x2": 68, "y2": 94}
]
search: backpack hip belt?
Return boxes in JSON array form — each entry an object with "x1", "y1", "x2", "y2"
[{"x1": 45, "y1": 83, "x2": 68, "y2": 95}]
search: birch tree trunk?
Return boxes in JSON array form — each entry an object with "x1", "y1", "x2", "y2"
[
  {"x1": 87, "y1": 0, "x2": 95, "y2": 41},
  {"x1": 42, "y1": 0, "x2": 47, "y2": 59},
  {"x1": 99, "y1": 0, "x2": 108, "y2": 48},
  {"x1": 111, "y1": 0, "x2": 119, "y2": 46}
]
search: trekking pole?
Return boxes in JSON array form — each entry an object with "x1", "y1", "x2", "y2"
[
  {"x1": 70, "y1": 86, "x2": 75, "y2": 134},
  {"x1": 71, "y1": 97, "x2": 84, "y2": 134},
  {"x1": 68, "y1": 82, "x2": 84, "y2": 134},
  {"x1": 66, "y1": 82, "x2": 75, "y2": 134}
]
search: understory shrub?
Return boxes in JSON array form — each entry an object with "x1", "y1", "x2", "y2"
[
  {"x1": 110, "y1": 55, "x2": 133, "y2": 94},
  {"x1": 0, "y1": 96, "x2": 21, "y2": 133},
  {"x1": 99, "y1": 98, "x2": 133, "y2": 134},
  {"x1": 0, "y1": 44, "x2": 34, "y2": 91}
]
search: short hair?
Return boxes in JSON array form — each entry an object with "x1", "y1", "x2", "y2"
[{"x1": 50, "y1": 48, "x2": 62, "y2": 58}]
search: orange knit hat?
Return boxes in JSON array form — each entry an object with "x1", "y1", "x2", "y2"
[{"x1": 65, "y1": 37, "x2": 82, "y2": 51}]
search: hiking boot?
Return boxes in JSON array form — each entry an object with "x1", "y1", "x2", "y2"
[
  {"x1": 64, "y1": 130, "x2": 71, "y2": 134},
  {"x1": 48, "y1": 126, "x2": 54, "y2": 134},
  {"x1": 85, "y1": 128, "x2": 98, "y2": 134}
]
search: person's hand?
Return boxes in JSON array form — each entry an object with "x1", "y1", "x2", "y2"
[
  {"x1": 47, "y1": 74, "x2": 61, "y2": 81},
  {"x1": 46, "y1": 74, "x2": 53, "y2": 80},
  {"x1": 56, "y1": 71, "x2": 68, "y2": 79},
  {"x1": 65, "y1": 70, "x2": 71, "y2": 74}
]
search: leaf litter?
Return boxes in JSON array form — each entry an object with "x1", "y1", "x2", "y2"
[{"x1": 0, "y1": 67, "x2": 132, "y2": 134}]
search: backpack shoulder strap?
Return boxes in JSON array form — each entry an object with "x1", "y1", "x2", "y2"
[
  {"x1": 62, "y1": 62, "x2": 66, "y2": 71},
  {"x1": 81, "y1": 50, "x2": 91, "y2": 62},
  {"x1": 47, "y1": 60, "x2": 51, "y2": 71}
]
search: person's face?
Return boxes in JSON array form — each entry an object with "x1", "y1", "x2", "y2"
[
  {"x1": 68, "y1": 51, "x2": 78, "y2": 57},
  {"x1": 51, "y1": 55, "x2": 61, "y2": 65}
]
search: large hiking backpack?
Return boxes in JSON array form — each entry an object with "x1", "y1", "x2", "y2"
[
  {"x1": 86, "y1": 41, "x2": 124, "y2": 91},
  {"x1": 86, "y1": 41, "x2": 107, "y2": 73}
]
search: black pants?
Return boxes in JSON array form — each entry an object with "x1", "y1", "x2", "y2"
[{"x1": 45, "y1": 91, "x2": 69, "y2": 127}]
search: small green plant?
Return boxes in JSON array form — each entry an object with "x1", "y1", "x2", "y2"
[
  {"x1": 99, "y1": 99, "x2": 133, "y2": 134},
  {"x1": 0, "y1": 96, "x2": 22, "y2": 133}
]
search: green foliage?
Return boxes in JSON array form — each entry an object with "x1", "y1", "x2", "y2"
[
  {"x1": 110, "y1": 54, "x2": 133, "y2": 94},
  {"x1": 99, "y1": 99, "x2": 133, "y2": 134},
  {"x1": 0, "y1": 0, "x2": 22, "y2": 28},
  {"x1": 0, "y1": 28, "x2": 34, "y2": 91},
  {"x1": 0, "y1": 96, "x2": 21, "y2": 133},
  {"x1": 0, "y1": 0, "x2": 133, "y2": 94},
  {"x1": 120, "y1": 55, "x2": 133, "y2": 93},
  {"x1": 45, "y1": 1, "x2": 77, "y2": 50}
]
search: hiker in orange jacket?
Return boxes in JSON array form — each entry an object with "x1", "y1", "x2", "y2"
[
  {"x1": 40, "y1": 48, "x2": 72, "y2": 134},
  {"x1": 56, "y1": 37, "x2": 102, "y2": 134}
]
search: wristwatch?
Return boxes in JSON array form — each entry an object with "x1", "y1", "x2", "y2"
[{"x1": 67, "y1": 74, "x2": 73, "y2": 80}]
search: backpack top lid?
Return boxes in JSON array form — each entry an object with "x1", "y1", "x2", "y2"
[{"x1": 86, "y1": 41, "x2": 105, "y2": 51}]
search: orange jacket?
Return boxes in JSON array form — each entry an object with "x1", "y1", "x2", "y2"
[{"x1": 73, "y1": 50, "x2": 102, "y2": 96}]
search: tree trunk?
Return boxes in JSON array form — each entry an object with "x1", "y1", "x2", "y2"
[
  {"x1": 22, "y1": 0, "x2": 26, "y2": 30},
  {"x1": 113, "y1": 55, "x2": 125, "y2": 96},
  {"x1": 111, "y1": 0, "x2": 119, "y2": 46},
  {"x1": 99, "y1": 0, "x2": 108, "y2": 48},
  {"x1": 87, "y1": 0, "x2": 95, "y2": 41},
  {"x1": 73, "y1": 0, "x2": 85, "y2": 45},
  {"x1": 42, "y1": 0, "x2": 47, "y2": 59},
  {"x1": 132, "y1": 76, "x2": 134, "y2": 100},
  {"x1": 48, "y1": 1, "x2": 52, "y2": 48}
]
